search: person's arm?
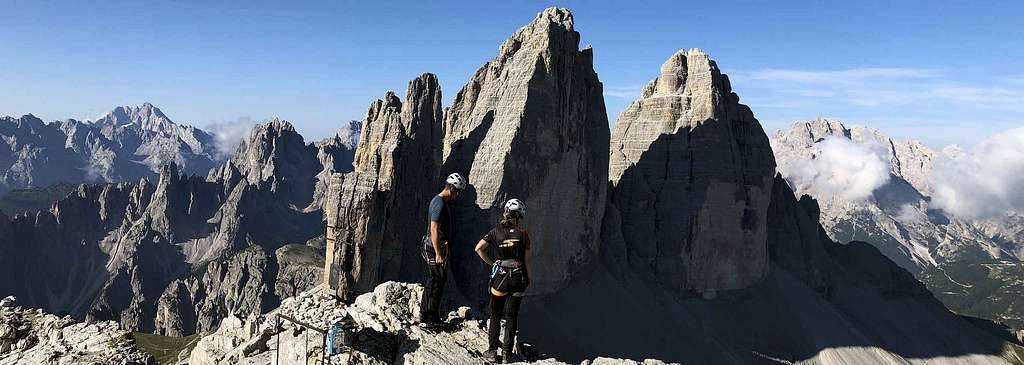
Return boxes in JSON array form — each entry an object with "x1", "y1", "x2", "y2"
[
  {"x1": 430, "y1": 221, "x2": 444, "y2": 265},
  {"x1": 476, "y1": 230, "x2": 496, "y2": 265},
  {"x1": 523, "y1": 230, "x2": 532, "y2": 284},
  {"x1": 475, "y1": 239, "x2": 495, "y2": 265}
]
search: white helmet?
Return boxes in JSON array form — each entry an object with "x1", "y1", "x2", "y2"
[
  {"x1": 445, "y1": 173, "x2": 466, "y2": 191},
  {"x1": 504, "y1": 198, "x2": 526, "y2": 216}
]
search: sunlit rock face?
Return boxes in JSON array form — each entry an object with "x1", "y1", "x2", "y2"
[
  {"x1": 323, "y1": 73, "x2": 445, "y2": 300},
  {"x1": 441, "y1": 7, "x2": 610, "y2": 296},
  {"x1": 604, "y1": 48, "x2": 776, "y2": 293}
]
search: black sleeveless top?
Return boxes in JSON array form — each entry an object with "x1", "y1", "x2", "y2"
[{"x1": 482, "y1": 224, "x2": 531, "y2": 262}]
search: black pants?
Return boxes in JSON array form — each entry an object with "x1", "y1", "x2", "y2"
[
  {"x1": 419, "y1": 263, "x2": 447, "y2": 324},
  {"x1": 488, "y1": 293, "x2": 523, "y2": 356}
]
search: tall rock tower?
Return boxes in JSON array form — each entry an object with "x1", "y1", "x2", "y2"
[
  {"x1": 604, "y1": 49, "x2": 776, "y2": 293},
  {"x1": 323, "y1": 74, "x2": 444, "y2": 300},
  {"x1": 441, "y1": 7, "x2": 610, "y2": 296}
]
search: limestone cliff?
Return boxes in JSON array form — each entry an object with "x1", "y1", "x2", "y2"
[
  {"x1": 518, "y1": 48, "x2": 1024, "y2": 365},
  {"x1": 605, "y1": 48, "x2": 776, "y2": 292},
  {"x1": 441, "y1": 7, "x2": 609, "y2": 297},
  {"x1": 323, "y1": 73, "x2": 444, "y2": 300}
]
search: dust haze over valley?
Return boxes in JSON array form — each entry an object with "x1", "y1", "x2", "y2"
[{"x1": 1, "y1": 4, "x2": 1023, "y2": 365}]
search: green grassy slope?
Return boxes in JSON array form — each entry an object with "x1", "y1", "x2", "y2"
[
  {"x1": 132, "y1": 332, "x2": 201, "y2": 365},
  {"x1": 0, "y1": 183, "x2": 79, "y2": 215},
  {"x1": 920, "y1": 260, "x2": 1024, "y2": 330}
]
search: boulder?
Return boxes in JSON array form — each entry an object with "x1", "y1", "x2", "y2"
[
  {"x1": 185, "y1": 282, "x2": 678, "y2": 365},
  {"x1": 0, "y1": 304, "x2": 154, "y2": 364}
]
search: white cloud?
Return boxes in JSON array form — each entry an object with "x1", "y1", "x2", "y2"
[
  {"x1": 784, "y1": 137, "x2": 892, "y2": 201},
  {"x1": 736, "y1": 67, "x2": 1024, "y2": 111},
  {"x1": 604, "y1": 84, "x2": 644, "y2": 98},
  {"x1": 895, "y1": 204, "x2": 924, "y2": 223},
  {"x1": 749, "y1": 67, "x2": 941, "y2": 84},
  {"x1": 205, "y1": 117, "x2": 257, "y2": 160},
  {"x1": 930, "y1": 127, "x2": 1024, "y2": 219}
]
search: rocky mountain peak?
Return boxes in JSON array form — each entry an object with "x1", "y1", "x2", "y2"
[
  {"x1": 225, "y1": 118, "x2": 308, "y2": 181},
  {"x1": 606, "y1": 48, "x2": 776, "y2": 292},
  {"x1": 640, "y1": 48, "x2": 711, "y2": 98},
  {"x1": 538, "y1": 7, "x2": 574, "y2": 29},
  {"x1": 488, "y1": 7, "x2": 580, "y2": 85},
  {"x1": 438, "y1": 7, "x2": 608, "y2": 296},
  {"x1": 775, "y1": 118, "x2": 852, "y2": 146},
  {"x1": 353, "y1": 92, "x2": 403, "y2": 174},
  {"x1": 98, "y1": 102, "x2": 176, "y2": 133},
  {"x1": 323, "y1": 72, "x2": 444, "y2": 299},
  {"x1": 335, "y1": 120, "x2": 362, "y2": 149},
  {"x1": 773, "y1": 117, "x2": 935, "y2": 194}
]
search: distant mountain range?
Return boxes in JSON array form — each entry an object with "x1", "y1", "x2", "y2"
[
  {"x1": 0, "y1": 103, "x2": 219, "y2": 197},
  {"x1": 772, "y1": 118, "x2": 1024, "y2": 328},
  {"x1": 0, "y1": 106, "x2": 362, "y2": 337}
]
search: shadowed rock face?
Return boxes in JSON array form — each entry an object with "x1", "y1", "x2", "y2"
[
  {"x1": 605, "y1": 49, "x2": 776, "y2": 293},
  {"x1": 0, "y1": 118, "x2": 353, "y2": 335},
  {"x1": 442, "y1": 7, "x2": 610, "y2": 297},
  {"x1": 516, "y1": 47, "x2": 1023, "y2": 364},
  {"x1": 152, "y1": 244, "x2": 324, "y2": 337}
]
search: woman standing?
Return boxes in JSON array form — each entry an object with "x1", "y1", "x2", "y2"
[{"x1": 475, "y1": 198, "x2": 531, "y2": 363}]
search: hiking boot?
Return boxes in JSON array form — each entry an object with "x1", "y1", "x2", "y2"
[{"x1": 482, "y1": 348, "x2": 499, "y2": 363}]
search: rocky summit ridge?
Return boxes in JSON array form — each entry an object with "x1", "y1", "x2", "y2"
[
  {"x1": 324, "y1": 6, "x2": 609, "y2": 307},
  {"x1": 0, "y1": 299, "x2": 154, "y2": 364},
  {"x1": 183, "y1": 281, "x2": 674, "y2": 365}
]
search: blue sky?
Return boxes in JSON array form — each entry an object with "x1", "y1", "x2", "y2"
[{"x1": 2, "y1": 1, "x2": 1022, "y2": 148}]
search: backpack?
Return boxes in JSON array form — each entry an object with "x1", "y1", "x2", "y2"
[{"x1": 489, "y1": 259, "x2": 527, "y2": 296}]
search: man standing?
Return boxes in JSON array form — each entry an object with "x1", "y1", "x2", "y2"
[{"x1": 419, "y1": 172, "x2": 466, "y2": 329}]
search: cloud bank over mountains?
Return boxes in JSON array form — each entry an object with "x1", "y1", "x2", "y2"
[
  {"x1": 776, "y1": 121, "x2": 1024, "y2": 223},
  {"x1": 205, "y1": 117, "x2": 258, "y2": 160},
  {"x1": 931, "y1": 127, "x2": 1024, "y2": 219},
  {"x1": 781, "y1": 136, "x2": 892, "y2": 201}
]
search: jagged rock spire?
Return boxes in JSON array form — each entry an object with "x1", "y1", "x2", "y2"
[
  {"x1": 324, "y1": 73, "x2": 444, "y2": 300},
  {"x1": 441, "y1": 7, "x2": 609, "y2": 296}
]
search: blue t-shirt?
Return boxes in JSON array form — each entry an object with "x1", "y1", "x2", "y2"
[{"x1": 427, "y1": 195, "x2": 453, "y2": 244}]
